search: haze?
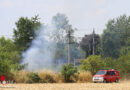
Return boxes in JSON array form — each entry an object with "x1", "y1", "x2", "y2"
[{"x1": 0, "y1": 0, "x2": 130, "y2": 38}]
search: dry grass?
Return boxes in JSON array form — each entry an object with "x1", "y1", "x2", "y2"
[
  {"x1": 38, "y1": 70, "x2": 64, "y2": 83},
  {"x1": 11, "y1": 70, "x2": 29, "y2": 83},
  {"x1": 9, "y1": 70, "x2": 93, "y2": 83},
  {"x1": 2, "y1": 81, "x2": 130, "y2": 90},
  {"x1": 77, "y1": 71, "x2": 92, "y2": 83},
  {"x1": 38, "y1": 70, "x2": 56, "y2": 83}
]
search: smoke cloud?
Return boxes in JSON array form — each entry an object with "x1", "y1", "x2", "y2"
[
  {"x1": 21, "y1": 13, "x2": 84, "y2": 72},
  {"x1": 22, "y1": 25, "x2": 57, "y2": 71}
]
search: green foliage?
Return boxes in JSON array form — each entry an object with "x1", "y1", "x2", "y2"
[
  {"x1": 103, "y1": 54, "x2": 130, "y2": 77},
  {"x1": 0, "y1": 37, "x2": 20, "y2": 77},
  {"x1": 80, "y1": 54, "x2": 130, "y2": 77},
  {"x1": 116, "y1": 54, "x2": 130, "y2": 76},
  {"x1": 80, "y1": 34, "x2": 101, "y2": 58},
  {"x1": 0, "y1": 37, "x2": 20, "y2": 63},
  {"x1": 80, "y1": 55, "x2": 105, "y2": 75},
  {"x1": 0, "y1": 60, "x2": 12, "y2": 75},
  {"x1": 70, "y1": 44, "x2": 86, "y2": 60},
  {"x1": 27, "y1": 72, "x2": 42, "y2": 83},
  {"x1": 0, "y1": 59, "x2": 19, "y2": 79},
  {"x1": 104, "y1": 57, "x2": 117, "y2": 69},
  {"x1": 61, "y1": 64, "x2": 77, "y2": 82},
  {"x1": 120, "y1": 46, "x2": 130, "y2": 56},
  {"x1": 13, "y1": 15, "x2": 41, "y2": 51},
  {"x1": 101, "y1": 30, "x2": 120, "y2": 58},
  {"x1": 101, "y1": 14, "x2": 130, "y2": 58}
]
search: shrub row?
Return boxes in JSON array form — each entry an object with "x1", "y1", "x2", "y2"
[{"x1": 7, "y1": 70, "x2": 92, "y2": 83}]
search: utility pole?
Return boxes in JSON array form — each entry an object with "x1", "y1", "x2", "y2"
[
  {"x1": 67, "y1": 26, "x2": 71, "y2": 64},
  {"x1": 93, "y1": 29, "x2": 95, "y2": 55},
  {"x1": 67, "y1": 29, "x2": 71, "y2": 64}
]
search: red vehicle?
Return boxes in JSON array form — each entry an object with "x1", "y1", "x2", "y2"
[{"x1": 93, "y1": 69, "x2": 120, "y2": 83}]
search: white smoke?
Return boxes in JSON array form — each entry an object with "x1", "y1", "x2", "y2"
[
  {"x1": 21, "y1": 13, "x2": 80, "y2": 72},
  {"x1": 22, "y1": 25, "x2": 56, "y2": 71}
]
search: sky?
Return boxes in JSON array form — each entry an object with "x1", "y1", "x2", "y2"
[{"x1": 0, "y1": 0, "x2": 130, "y2": 38}]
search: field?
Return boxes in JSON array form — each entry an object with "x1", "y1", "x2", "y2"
[{"x1": 1, "y1": 81, "x2": 130, "y2": 90}]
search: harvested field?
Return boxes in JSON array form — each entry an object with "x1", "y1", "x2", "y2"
[{"x1": 1, "y1": 81, "x2": 130, "y2": 90}]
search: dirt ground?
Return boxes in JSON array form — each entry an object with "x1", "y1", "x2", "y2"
[{"x1": 1, "y1": 81, "x2": 130, "y2": 90}]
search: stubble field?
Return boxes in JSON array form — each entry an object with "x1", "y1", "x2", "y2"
[{"x1": 1, "y1": 81, "x2": 130, "y2": 90}]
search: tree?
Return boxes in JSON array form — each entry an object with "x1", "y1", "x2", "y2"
[
  {"x1": 13, "y1": 15, "x2": 41, "y2": 51},
  {"x1": 116, "y1": 54, "x2": 130, "y2": 76},
  {"x1": 0, "y1": 37, "x2": 20, "y2": 63},
  {"x1": 80, "y1": 55, "x2": 105, "y2": 75},
  {"x1": 61, "y1": 63, "x2": 77, "y2": 82},
  {"x1": 101, "y1": 14, "x2": 130, "y2": 58},
  {"x1": 80, "y1": 33, "x2": 101, "y2": 58},
  {"x1": 52, "y1": 13, "x2": 70, "y2": 42},
  {"x1": 104, "y1": 57, "x2": 117, "y2": 69},
  {"x1": 0, "y1": 37, "x2": 20, "y2": 78},
  {"x1": 0, "y1": 60, "x2": 17, "y2": 76},
  {"x1": 51, "y1": 13, "x2": 70, "y2": 62},
  {"x1": 51, "y1": 13, "x2": 80, "y2": 62},
  {"x1": 101, "y1": 30, "x2": 120, "y2": 58},
  {"x1": 64, "y1": 43, "x2": 86, "y2": 61}
]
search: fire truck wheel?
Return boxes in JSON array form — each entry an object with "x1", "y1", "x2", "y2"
[
  {"x1": 115, "y1": 79, "x2": 119, "y2": 83},
  {"x1": 103, "y1": 79, "x2": 107, "y2": 83}
]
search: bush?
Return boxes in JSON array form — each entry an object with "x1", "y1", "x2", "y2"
[
  {"x1": 0, "y1": 60, "x2": 19, "y2": 80},
  {"x1": 104, "y1": 57, "x2": 117, "y2": 69},
  {"x1": 27, "y1": 72, "x2": 41, "y2": 83},
  {"x1": 8, "y1": 70, "x2": 65, "y2": 83},
  {"x1": 80, "y1": 55, "x2": 105, "y2": 75},
  {"x1": 116, "y1": 54, "x2": 130, "y2": 77},
  {"x1": 0, "y1": 60, "x2": 12, "y2": 75},
  {"x1": 61, "y1": 63, "x2": 77, "y2": 82},
  {"x1": 77, "y1": 71, "x2": 92, "y2": 83},
  {"x1": 104, "y1": 54, "x2": 130, "y2": 78}
]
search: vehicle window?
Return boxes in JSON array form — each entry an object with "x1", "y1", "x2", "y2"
[
  {"x1": 106, "y1": 71, "x2": 110, "y2": 75},
  {"x1": 110, "y1": 71, "x2": 115, "y2": 75},
  {"x1": 96, "y1": 71, "x2": 106, "y2": 75}
]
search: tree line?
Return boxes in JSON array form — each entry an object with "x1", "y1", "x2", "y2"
[{"x1": 0, "y1": 14, "x2": 130, "y2": 79}]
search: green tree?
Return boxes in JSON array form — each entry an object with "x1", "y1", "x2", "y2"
[
  {"x1": 13, "y1": 15, "x2": 41, "y2": 51},
  {"x1": 104, "y1": 57, "x2": 117, "y2": 69},
  {"x1": 101, "y1": 30, "x2": 120, "y2": 58},
  {"x1": 80, "y1": 55, "x2": 105, "y2": 75},
  {"x1": 80, "y1": 33, "x2": 101, "y2": 58},
  {"x1": 0, "y1": 37, "x2": 20, "y2": 78},
  {"x1": 116, "y1": 54, "x2": 130, "y2": 76},
  {"x1": 61, "y1": 64, "x2": 77, "y2": 82},
  {"x1": 27, "y1": 72, "x2": 41, "y2": 83},
  {"x1": 0, "y1": 37, "x2": 20, "y2": 63},
  {"x1": 101, "y1": 14, "x2": 130, "y2": 58}
]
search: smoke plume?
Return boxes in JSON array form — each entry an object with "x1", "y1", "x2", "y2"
[{"x1": 22, "y1": 25, "x2": 57, "y2": 71}]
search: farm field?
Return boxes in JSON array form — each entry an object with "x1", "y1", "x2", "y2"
[{"x1": 2, "y1": 81, "x2": 130, "y2": 90}]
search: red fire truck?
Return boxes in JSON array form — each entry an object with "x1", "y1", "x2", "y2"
[{"x1": 93, "y1": 69, "x2": 120, "y2": 83}]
